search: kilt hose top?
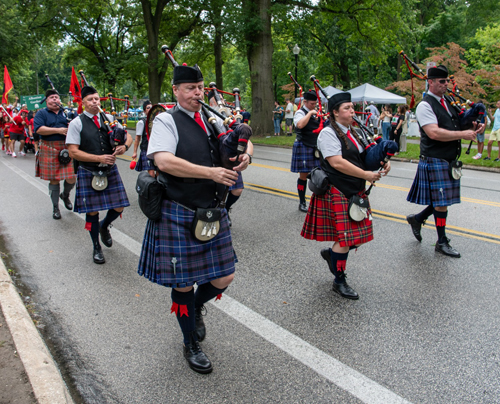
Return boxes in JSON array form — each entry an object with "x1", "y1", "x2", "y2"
[
  {"x1": 36, "y1": 140, "x2": 76, "y2": 181},
  {"x1": 301, "y1": 186, "x2": 373, "y2": 247}
]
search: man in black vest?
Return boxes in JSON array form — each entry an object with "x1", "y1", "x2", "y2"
[
  {"x1": 138, "y1": 65, "x2": 251, "y2": 374},
  {"x1": 66, "y1": 86, "x2": 132, "y2": 264},
  {"x1": 291, "y1": 90, "x2": 321, "y2": 212},
  {"x1": 406, "y1": 65, "x2": 481, "y2": 257}
]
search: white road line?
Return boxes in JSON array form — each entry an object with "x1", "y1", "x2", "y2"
[{"x1": 2, "y1": 158, "x2": 411, "y2": 404}]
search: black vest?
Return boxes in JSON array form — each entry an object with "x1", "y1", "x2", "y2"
[
  {"x1": 78, "y1": 114, "x2": 114, "y2": 167},
  {"x1": 139, "y1": 117, "x2": 149, "y2": 151},
  {"x1": 158, "y1": 107, "x2": 226, "y2": 209},
  {"x1": 419, "y1": 95, "x2": 461, "y2": 162},
  {"x1": 320, "y1": 128, "x2": 366, "y2": 198},
  {"x1": 295, "y1": 107, "x2": 320, "y2": 148}
]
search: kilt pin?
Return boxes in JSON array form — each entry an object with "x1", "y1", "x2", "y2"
[{"x1": 36, "y1": 140, "x2": 76, "y2": 181}]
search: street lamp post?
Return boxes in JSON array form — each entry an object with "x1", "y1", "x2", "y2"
[{"x1": 293, "y1": 44, "x2": 300, "y2": 100}]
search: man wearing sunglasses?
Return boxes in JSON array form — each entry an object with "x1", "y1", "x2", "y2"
[{"x1": 406, "y1": 65, "x2": 482, "y2": 258}]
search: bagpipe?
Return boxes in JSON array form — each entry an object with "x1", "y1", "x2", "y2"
[
  {"x1": 309, "y1": 75, "x2": 398, "y2": 171},
  {"x1": 78, "y1": 70, "x2": 127, "y2": 149},
  {"x1": 150, "y1": 45, "x2": 252, "y2": 172},
  {"x1": 288, "y1": 72, "x2": 303, "y2": 103},
  {"x1": 399, "y1": 50, "x2": 485, "y2": 154}
]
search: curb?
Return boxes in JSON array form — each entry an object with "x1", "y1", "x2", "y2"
[{"x1": 0, "y1": 259, "x2": 74, "y2": 404}]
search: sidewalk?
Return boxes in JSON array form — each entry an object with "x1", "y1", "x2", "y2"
[{"x1": 0, "y1": 257, "x2": 74, "y2": 404}]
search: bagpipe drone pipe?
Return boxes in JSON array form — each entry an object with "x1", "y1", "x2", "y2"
[
  {"x1": 160, "y1": 45, "x2": 252, "y2": 170},
  {"x1": 309, "y1": 74, "x2": 398, "y2": 171}
]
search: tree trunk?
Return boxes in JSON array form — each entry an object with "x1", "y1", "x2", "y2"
[
  {"x1": 243, "y1": 0, "x2": 274, "y2": 136},
  {"x1": 339, "y1": 59, "x2": 350, "y2": 89},
  {"x1": 214, "y1": 26, "x2": 223, "y2": 90}
]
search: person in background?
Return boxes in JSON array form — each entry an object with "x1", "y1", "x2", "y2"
[
  {"x1": 285, "y1": 98, "x2": 294, "y2": 136},
  {"x1": 484, "y1": 100, "x2": 500, "y2": 162},
  {"x1": 273, "y1": 101, "x2": 284, "y2": 136},
  {"x1": 379, "y1": 105, "x2": 392, "y2": 141},
  {"x1": 391, "y1": 105, "x2": 405, "y2": 155}
]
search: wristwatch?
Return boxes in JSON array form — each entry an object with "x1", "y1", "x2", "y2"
[
  {"x1": 125, "y1": 144, "x2": 129, "y2": 151},
  {"x1": 246, "y1": 153, "x2": 253, "y2": 164}
]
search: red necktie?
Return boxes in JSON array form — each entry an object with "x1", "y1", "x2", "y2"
[
  {"x1": 93, "y1": 115, "x2": 100, "y2": 128},
  {"x1": 194, "y1": 111, "x2": 207, "y2": 133},
  {"x1": 440, "y1": 98, "x2": 447, "y2": 110},
  {"x1": 346, "y1": 129, "x2": 357, "y2": 146}
]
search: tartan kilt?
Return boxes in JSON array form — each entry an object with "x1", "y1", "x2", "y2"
[
  {"x1": 290, "y1": 140, "x2": 320, "y2": 173},
  {"x1": 301, "y1": 186, "x2": 374, "y2": 247},
  {"x1": 229, "y1": 172, "x2": 244, "y2": 191},
  {"x1": 135, "y1": 150, "x2": 154, "y2": 172},
  {"x1": 35, "y1": 140, "x2": 76, "y2": 181},
  {"x1": 73, "y1": 165, "x2": 130, "y2": 213},
  {"x1": 138, "y1": 199, "x2": 236, "y2": 288},
  {"x1": 407, "y1": 156, "x2": 460, "y2": 207}
]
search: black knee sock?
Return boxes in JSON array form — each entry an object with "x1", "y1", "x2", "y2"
[
  {"x1": 225, "y1": 193, "x2": 240, "y2": 211},
  {"x1": 85, "y1": 214, "x2": 100, "y2": 247},
  {"x1": 433, "y1": 210, "x2": 448, "y2": 243},
  {"x1": 100, "y1": 209, "x2": 122, "y2": 229},
  {"x1": 171, "y1": 288, "x2": 196, "y2": 344},
  {"x1": 48, "y1": 183, "x2": 60, "y2": 207},
  {"x1": 194, "y1": 282, "x2": 227, "y2": 308},
  {"x1": 329, "y1": 250, "x2": 349, "y2": 284},
  {"x1": 297, "y1": 179, "x2": 307, "y2": 204},
  {"x1": 415, "y1": 205, "x2": 434, "y2": 223},
  {"x1": 63, "y1": 180, "x2": 75, "y2": 197}
]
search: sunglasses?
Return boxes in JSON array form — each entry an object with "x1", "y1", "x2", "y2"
[{"x1": 437, "y1": 79, "x2": 450, "y2": 84}]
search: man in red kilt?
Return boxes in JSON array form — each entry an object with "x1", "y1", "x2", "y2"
[
  {"x1": 66, "y1": 86, "x2": 132, "y2": 264},
  {"x1": 301, "y1": 92, "x2": 390, "y2": 299},
  {"x1": 406, "y1": 66, "x2": 482, "y2": 257},
  {"x1": 34, "y1": 90, "x2": 77, "y2": 219},
  {"x1": 138, "y1": 65, "x2": 251, "y2": 374}
]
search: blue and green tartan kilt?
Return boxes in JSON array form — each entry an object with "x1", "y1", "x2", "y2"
[
  {"x1": 74, "y1": 165, "x2": 130, "y2": 213},
  {"x1": 138, "y1": 199, "x2": 236, "y2": 288},
  {"x1": 229, "y1": 172, "x2": 244, "y2": 191},
  {"x1": 290, "y1": 140, "x2": 320, "y2": 173},
  {"x1": 407, "y1": 156, "x2": 460, "y2": 207},
  {"x1": 135, "y1": 150, "x2": 154, "y2": 172}
]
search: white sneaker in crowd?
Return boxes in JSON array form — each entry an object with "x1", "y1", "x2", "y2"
[
  {"x1": 20, "y1": 151, "x2": 26, "y2": 156},
  {"x1": 6, "y1": 150, "x2": 11, "y2": 155},
  {"x1": 12, "y1": 152, "x2": 17, "y2": 158},
  {"x1": 473, "y1": 153, "x2": 482, "y2": 160}
]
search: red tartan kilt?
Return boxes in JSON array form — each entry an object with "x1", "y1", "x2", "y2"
[
  {"x1": 301, "y1": 186, "x2": 374, "y2": 247},
  {"x1": 36, "y1": 140, "x2": 76, "y2": 181}
]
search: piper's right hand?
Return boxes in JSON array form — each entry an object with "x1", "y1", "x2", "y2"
[
  {"x1": 210, "y1": 167, "x2": 239, "y2": 186},
  {"x1": 364, "y1": 171, "x2": 382, "y2": 184},
  {"x1": 59, "y1": 128, "x2": 68, "y2": 135},
  {"x1": 100, "y1": 154, "x2": 116, "y2": 165},
  {"x1": 131, "y1": 152, "x2": 137, "y2": 160},
  {"x1": 462, "y1": 129, "x2": 478, "y2": 141},
  {"x1": 309, "y1": 109, "x2": 318, "y2": 116}
]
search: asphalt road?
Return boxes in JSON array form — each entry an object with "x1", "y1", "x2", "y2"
[{"x1": 0, "y1": 142, "x2": 499, "y2": 404}]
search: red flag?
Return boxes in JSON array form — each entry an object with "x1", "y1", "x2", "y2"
[
  {"x1": 2, "y1": 66, "x2": 13, "y2": 104},
  {"x1": 70, "y1": 67, "x2": 83, "y2": 113}
]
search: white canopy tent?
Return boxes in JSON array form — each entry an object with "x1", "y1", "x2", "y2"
[{"x1": 348, "y1": 83, "x2": 406, "y2": 104}]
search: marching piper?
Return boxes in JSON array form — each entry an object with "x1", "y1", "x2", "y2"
[
  {"x1": 301, "y1": 92, "x2": 390, "y2": 299},
  {"x1": 34, "y1": 89, "x2": 77, "y2": 219},
  {"x1": 138, "y1": 64, "x2": 250, "y2": 374},
  {"x1": 66, "y1": 86, "x2": 132, "y2": 264},
  {"x1": 406, "y1": 65, "x2": 482, "y2": 258},
  {"x1": 131, "y1": 100, "x2": 154, "y2": 176},
  {"x1": 291, "y1": 90, "x2": 321, "y2": 212}
]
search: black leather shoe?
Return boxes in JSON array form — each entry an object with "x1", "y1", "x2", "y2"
[
  {"x1": 320, "y1": 248, "x2": 336, "y2": 275},
  {"x1": 183, "y1": 333, "x2": 212, "y2": 374},
  {"x1": 195, "y1": 305, "x2": 206, "y2": 342},
  {"x1": 99, "y1": 223, "x2": 113, "y2": 248},
  {"x1": 299, "y1": 202, "x2": 308, "y2": 212},
  {"x1": 93, "y1": 247, "x2": 105, "y2": 264},
  {"x1": 332, "y1": 281, "x2": 359, "y2": 300},
  {"x1": 406, "y1": 214, "x2": 423, "y2": 242},
  {"x1": 53, "y1": 207, "x2": 61, "y2": 220},
  {"x1": 435, "y1": 239, "x2": 461, "y2": 258},
  {"x1": 59, "y1": 193, "x2": 73, "y2": 210}
]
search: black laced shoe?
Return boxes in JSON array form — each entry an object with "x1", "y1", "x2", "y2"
[
  {"x1": 406, "y1": 214, "x2": 424, "y2": 242},
  {"x1": 435, "y1": 239, "x2": 461, "y2": 258},
  {"x1": 320, "y1": 248, "x2": 336, "y2": 275},
  {"x1": 99, "y1": 222, "x2": 113, "y2": 248},
  {"x1": 93, "y1": 246, "x2": 105, "y2": 264},
  {"x1": 183, "y1": 332, "x2": 212, "y2": 374},
  {"x1": 299, "y1": 202, "x2": 308, "y2": 212},
  {"x1": 59, "y1": 193, "x2": 73, "y2": 211},
  {"x1": 195, "y1": 305, "x2": 207, "y2": 342},
  {"x1": 53, "y1": 206, "x2": 61, "y2": 220}
]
